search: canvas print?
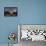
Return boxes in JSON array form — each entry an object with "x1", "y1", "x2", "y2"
[
  {"x1": 4, "y1": 7, "x2": 18, "y2": 16},
  {"x1": 18, "y1": 25, "x2": 46, "y2": 41}
]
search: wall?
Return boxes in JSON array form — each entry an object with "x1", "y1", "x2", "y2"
[
  {"x1": 0, "y1": 0, "x2": 46, "y2": 44},
  {"x1": 20, "y1": 0, "x2": 46, "y2": 24}
]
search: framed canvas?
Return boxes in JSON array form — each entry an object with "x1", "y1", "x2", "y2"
[
  {"x1": 4, "y1": 7, "x2": 18, "y2": 16},
  {"x1": 18, "y1": 24, "x2": 46, "y2": 41}
]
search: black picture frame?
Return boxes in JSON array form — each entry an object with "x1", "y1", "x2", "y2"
[{"x1": 4, "y1": 7, "x2": 18, "y2": 16}]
